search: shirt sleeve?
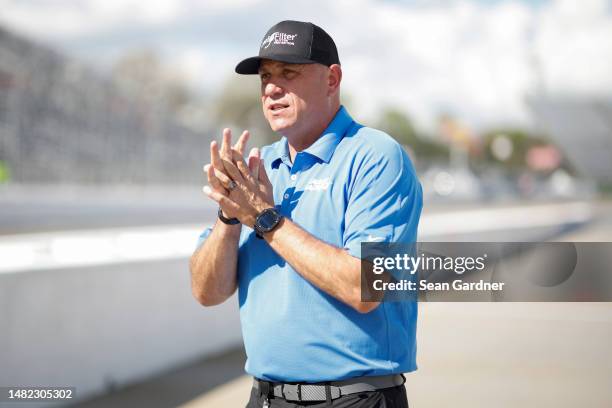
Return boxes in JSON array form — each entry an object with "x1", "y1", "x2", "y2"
[{"x1": 343, "y1": 140, "x2": 423, "y2": 260}]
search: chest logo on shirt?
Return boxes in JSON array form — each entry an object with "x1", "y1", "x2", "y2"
[
  {"x1": 304, "y1": 177, "x2": 332, "y2": 191},
  {"x1": 366, "y1": 235, "x2": 385, "y2": 242}
]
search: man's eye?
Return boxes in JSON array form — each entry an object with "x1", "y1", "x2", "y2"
[
  {"x1": 283, "y1": 70, "x2": 297, "y2": 79},
  {"x1": 260, "y1": 73, "x2": 270, "y2": 81}
]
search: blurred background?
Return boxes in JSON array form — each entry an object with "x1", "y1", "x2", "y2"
[{"x1": 0, "y1": 0, "x2": 611, "y2": 407}]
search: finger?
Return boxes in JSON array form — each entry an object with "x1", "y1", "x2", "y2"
[
  {"x1": 221, "y1": 157, "x2": 245, "y2": 185},
  {"x1": 231, "y1": 149, "x2": 253, "y2": 183},
  {"x1": 204, "y1": 164, "x2": 228, "y2": 195},
  {"x1": 221, "y1": 128, "x2": 232, "y2": 159},
  {"x1": 233, "y1": 130, "x2": 250, "y2": 156},
  {"x1": 210, "y1": 141, "x2": 223, "y2": 171},
  {"x1": 203, "y1": 186, "x2": 240, "y2": 213},
  {"x1": 248, "y1": 148, "x2": 260, "y2": 180},
  {"x1": 204, "y1": 163, "x2": 232, "y2": 188},
  {"x1": 203, "y1": 185, "x2": 224, "y2": 203},
  {"x1": 258, "y1": 158, "x2": 271, "y2": 185}
]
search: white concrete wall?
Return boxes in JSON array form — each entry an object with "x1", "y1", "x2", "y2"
[{"x1": 0, "y1": 258, "x2": 242, "y2": 405}]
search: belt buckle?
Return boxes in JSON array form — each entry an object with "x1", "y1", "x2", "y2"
[{"x1": 282, "y1": 383, "x2": 300, "y2": 401}]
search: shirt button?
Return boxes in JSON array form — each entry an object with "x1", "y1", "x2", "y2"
[
  {"x1": 283, "y1": 193, "x2": 289, "y2": 199},
  {"x1": 290, "y1": 174, "x2": 297, "y2": 181}
]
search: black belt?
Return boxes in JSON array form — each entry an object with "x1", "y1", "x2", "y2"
[{"x1": 253, "y1": 373, "x2": 405, "y2": 402}]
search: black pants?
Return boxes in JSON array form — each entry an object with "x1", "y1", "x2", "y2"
[{"x1": 245, "y1": 384, "x2": 409, "y2": 408}]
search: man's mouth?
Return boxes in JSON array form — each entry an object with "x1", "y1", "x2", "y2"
[{"x1": 269, "y1": 103, "x2": 289, "y2": 112}]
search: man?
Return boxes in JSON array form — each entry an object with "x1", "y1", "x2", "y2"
[{"x1": 190, "y1": 20, "x2": 422, "y2": 408}]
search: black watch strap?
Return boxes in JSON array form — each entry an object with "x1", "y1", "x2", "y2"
[{"x1": 218, "y1": 208, "x2": 240, "y2": 225}]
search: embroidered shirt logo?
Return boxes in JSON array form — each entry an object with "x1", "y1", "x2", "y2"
[
  {"x1": 304, "y1": 177, "x2": 332, "y2": 191},
  {"x1": 261, "y1": 32, "x2": 298, "y2": 49},
  {"x1": 366, "y1": 235, "x2": 384, "y2": 242}
]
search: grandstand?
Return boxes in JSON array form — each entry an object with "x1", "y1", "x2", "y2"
[{"x1": 0, "y1": 26, "x2": 212, "y2": 185}]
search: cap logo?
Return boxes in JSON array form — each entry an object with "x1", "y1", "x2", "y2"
[{"x1": 261, "y1": 32, "x2": 298, "y2": 49}]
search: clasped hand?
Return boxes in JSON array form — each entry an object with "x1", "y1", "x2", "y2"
[{"x1": 203, "y1": 128, "x2": 275, "y2": 228}]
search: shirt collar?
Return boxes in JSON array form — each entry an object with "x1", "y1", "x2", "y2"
[
  {"x1": 271, "y1": 105, "x2": 353, "y2": 168},
  {"x1": 271, "y1": 137, "x2": 291, "y2": 169}
]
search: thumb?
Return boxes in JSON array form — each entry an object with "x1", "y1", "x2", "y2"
[{"x1": 248, "y1": 147, "x2": 260, "y2": 180}]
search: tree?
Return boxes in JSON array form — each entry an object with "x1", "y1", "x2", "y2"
[
  {"x1": 376, "y1": 108, "x2": 449, "y2": 161},
  {"x1": 376, "y1": 108, "x2": 419, "y2": 147},
  {"x1": 481, "y1": 129, "x2": 549, "y2": 169}
]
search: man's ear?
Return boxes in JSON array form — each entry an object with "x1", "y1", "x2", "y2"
[{"x1": 328, "y1": 64, "x2": 342, "y2": 96}]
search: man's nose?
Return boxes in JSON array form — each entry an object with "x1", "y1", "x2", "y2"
[{"x1": 264, "y1": 81, "x2": 284, "y2": 97}]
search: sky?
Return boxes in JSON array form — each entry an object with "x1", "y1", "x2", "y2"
[{"x1": 1, "y1": 0, "x2": 611, "y2": 131}]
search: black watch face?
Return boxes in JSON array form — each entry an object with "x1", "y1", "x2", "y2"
[{"x1": 257, "y1": 209, "x2": 281, "y2": 232}]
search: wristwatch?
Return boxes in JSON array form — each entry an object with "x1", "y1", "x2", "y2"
[
  {"x1": 218, "y1": 208, "x2": 240, "y2": 225},
  {"x1": 254, "y1": 208, "x2": 283, "y2": 238}
]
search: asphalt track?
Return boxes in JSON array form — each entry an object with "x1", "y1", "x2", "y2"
[{"x1": 0, "y1": 186, "x2": 218, "y2": 235}]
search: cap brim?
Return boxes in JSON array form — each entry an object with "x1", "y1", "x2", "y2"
[{"x1": 235, "y1": 55, "x2": 318, "y2": 75}]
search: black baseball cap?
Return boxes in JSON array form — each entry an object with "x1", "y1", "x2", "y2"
[{"x1": 235, "y1": 20, "x2": 340, "y2": 75}]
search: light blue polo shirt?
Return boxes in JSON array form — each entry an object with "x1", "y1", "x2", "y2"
[{"x1": 197, "y1": 105, "x2": 423, "y2": 382}]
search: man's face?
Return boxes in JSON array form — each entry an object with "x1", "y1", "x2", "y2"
[{"x1": 258, "y1": 60, "x2": 331, "y2": 137}]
